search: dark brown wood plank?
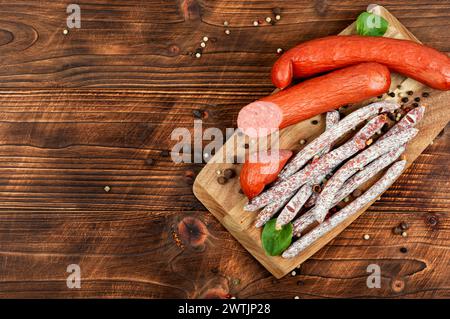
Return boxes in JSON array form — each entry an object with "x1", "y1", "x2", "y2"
[{"x1": 0, "y1": 0, "x2": 448, "y2": 298}]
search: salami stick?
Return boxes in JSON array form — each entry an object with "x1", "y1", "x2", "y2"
[
  {"x1": 282, "y1": 160, "x2": 407, "y2": 258},
  {"x1": 304, "y1": 191, "x2": 319, "y2": 208},
  {"x1": 292, "y1": 146, "x2": 405, "y2": 236},
  {"x1": 245, "y1": 114, "x2": 387, "y2": 211},
  {"x1": 319, "y1": 111, "x2": 340, "y2": 155},
  {"x1": 278, "y1": 101, "x2": 400, "y2": 179},
  {"x1": 380, "y1": 106, "x2": 425, "y2": 141},
  {"x1": 254, "y1": 197, "x2": 289, "y2": 228},
  {"x1": 275, "y1": 184, "x2": 313, "y2": 229},
  {"x1": 312, "y1": 128, "x2": 418, "y2": 223}
]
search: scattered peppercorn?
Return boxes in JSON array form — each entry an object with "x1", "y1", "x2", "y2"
[
  {"x1": 145, "y1": 158, "x2": 154, "y2": 165},
  {"x1": 392, "y1": 226, "x2": 403, "y2": 235},
  {"x1": 400, "y1": 222, "x2": 409, "y2": 230},
  {"x1": 397, "y1": 85, "x2": 402, "y2": 89},
  {"x1": 407, "y1": 91, "x2": 413, "y2": 95},
  {"x1": 217, "y1": 176, "x2": 228, "y2": 185},
  {"x1": 400, "y1": 247, "x2": 408, "y2": 253},
  {"x1": 401, "y1": 97, "x2": 409, "y2": 103},
  {"x1": 412, "y1": 102, "x2": 419, "y2": 107},
  {"x1": 224, "y1": 168, "x2": 236, "y2": 179},
  {"x1": 387, "y1": 112, "x2": 396, "y2": 121},
  {"x1": 422, "y1": 92, "x2": 430, "y2": 97},
  {"x1": 388, "y1": 92, "x2": 395, "y2": 97},
  {"x1": 414, "y1": 97, "x2": 420, "y2": 102},
  {"x1": 381, "y1": 123, "x2": 390, "y2": 133},
  {"x1": 312, "y1": 184, "x2": 322, "y2": 193},
  {"x1": 244, "y1": 143, "x2": 249, "y2": 149},
  {"x1": 311, "y1": 120, "x2": 319, "y2": 125},
  {"x1": 377, "y1": 95, "x2": 383, "y2": 99}
]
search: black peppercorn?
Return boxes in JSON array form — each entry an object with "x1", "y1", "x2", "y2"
[
  {"x1": 392, "y1": 226, "x2": 403, "y2": 235},
  {"x1": 217, "y1": 176, "x2": 228, "y2": 184},
  {"x1": 223, "y1": 168, "x2": 236, "y2": 179},
  {"x1": 244, "y1": 143, "x2": 249, "y2": 149},
  {"x1": 400, "y1": 247, "x2": 408, "y2": 253},
  {"x1": 161, "y1": 150, "x2": 170, "y2": 157},
  {"x1": 414, "y1": 97, "x2": 420, "y2": 102},
  {"x1": 311, "y1": 120, "x2": 319, "y2": 125},
  {"x1": 401, "y1": 97, "x2": 409, "y2": 103},
  {"x1": 407, "y1": 91, "x2": 413, "y2": 95},
  {"x1": 388, "y1": 92, "x2": 395, "y2": 97},
  {"x1": 377, "y1": 95, "x2": 383, "y2": 99},
  {"x1": 422, "y1": 92, "x2": 430, "y2": 97},
  {"x1": 412, "y1": 102, "x2": 419, "y2": 107},
  {"x1": 400, "y1": 222, "x2": 409, "y2": 230}
]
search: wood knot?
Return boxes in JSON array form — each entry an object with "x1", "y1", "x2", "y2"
[
  {"x1": 390, "y1": 278, "x2": 405, "y2": 293},
  {"x1": 424, "y1": 213, "x2": 439, "y2": 229},
  {"x1": 177, "y1": 216, "x2": 208, "y2": 247},
  {"x1": 168, "y1": 44, "x2": 180, "y2": 56}
]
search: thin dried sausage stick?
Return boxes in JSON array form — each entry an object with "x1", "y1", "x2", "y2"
[
  {"x1": 282, "y1": 160, "x2": 407, "y2": 258},
  {"x1": 278, "y1": 101, "x2": 399, "y2": 180},
  {"x1": 245, "y1": 114, "x2": 387, "y2": 212},
  {"x1": 312, "y1": 128, "x2": 418, "y2": 223},
  {"x1": 379, "y1": 106, "x2": 425, "y2": 141},
  {"x1": 274, "y1": 113, "x2": 384, "y2": 228},
  {"x1": 254, "y1": 197, "x2": 289, "y2": 228},
  {"x1": 292, "y1": 146, "x2": 405, "y2": 236},
  {"x1": 275, "y1": 184, "x2": 313, "y2": 229},
  {"x1": 319, "y1": 111, "x2": 340, "y2": 155}
]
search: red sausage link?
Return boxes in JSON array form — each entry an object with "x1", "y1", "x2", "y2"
[
  {"x1": 272, "y1": 35, "x2": 450, "y2": 90},
  {"x1": 238, "y1": 62, "x2": 390, "y2": 137}
]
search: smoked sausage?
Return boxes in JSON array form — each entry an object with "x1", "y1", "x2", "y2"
[
  {"x1": 238, "y1": 62, "x2": 390, "y2": 137},
  {"x1": 272, "y1": 35, "x2": 450, "y2": 90}
]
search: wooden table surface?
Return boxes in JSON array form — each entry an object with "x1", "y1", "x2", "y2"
[{"x1": 0, "y1": 0, "x2": 448, "y2": 298}]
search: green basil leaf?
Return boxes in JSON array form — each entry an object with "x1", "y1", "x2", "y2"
[
  {"x1": 356, "y1": 12, "x2": 388, "y2": 36},
  {"x1": 261, "y1": 219, "x2": 293, "y2": 256}
]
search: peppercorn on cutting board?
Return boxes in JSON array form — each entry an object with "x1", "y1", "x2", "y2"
[{"x1": 193, "y1": 4, "x2": 450, "y2": 278}]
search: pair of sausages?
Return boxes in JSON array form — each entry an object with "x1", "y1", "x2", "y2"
[{"x1": 238, "y1": 35, "x2": 450, "y2": 137}]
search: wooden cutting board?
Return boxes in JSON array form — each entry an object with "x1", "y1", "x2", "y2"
[{"x1": 193, "y1": 4, "x2": 450, "y2": 278}]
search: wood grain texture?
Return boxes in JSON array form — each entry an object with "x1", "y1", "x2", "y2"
[{"x1": 0, "y1": 0, "x2": 448, "y2": 298}]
